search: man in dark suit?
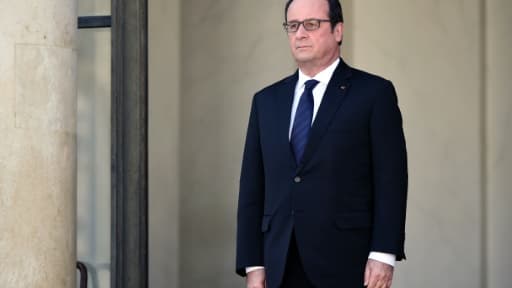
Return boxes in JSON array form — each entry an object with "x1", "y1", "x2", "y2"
[{"x1": 236, "y1": 0, "x2": 408, "y2": 287}]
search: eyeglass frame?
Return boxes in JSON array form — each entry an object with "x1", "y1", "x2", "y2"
[{"x1": 282, "y1": 18, "x2": 332, "y2": 33}]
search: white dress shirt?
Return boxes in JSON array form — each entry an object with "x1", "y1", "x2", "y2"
[{"x1": 246, "y1": 59, "x2": 395, "y2": 274}]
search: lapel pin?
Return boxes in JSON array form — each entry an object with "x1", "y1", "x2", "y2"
[{"x1": 340, "y1": 85, "x2": 346, "y2": 90}]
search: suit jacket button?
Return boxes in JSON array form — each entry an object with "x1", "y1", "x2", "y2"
[{"x1": 294, "y1": 176, "x2": 302, "y2": 183}]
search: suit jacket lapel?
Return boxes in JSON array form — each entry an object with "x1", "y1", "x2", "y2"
[
  {"x1": 274, "y1": 71, "x2": 298, "y2": 169},
  {"x1": 297, "y1": 59, "x2": 353, "y2": 173}
]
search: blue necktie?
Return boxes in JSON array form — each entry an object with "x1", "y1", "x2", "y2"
[{"x1": 291, "y1": 79, "x2": 319, "y2": 165}]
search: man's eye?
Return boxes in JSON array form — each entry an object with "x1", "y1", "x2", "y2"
[{"x1": 304, "y1": 21, "x2": 317, "y2": 29}]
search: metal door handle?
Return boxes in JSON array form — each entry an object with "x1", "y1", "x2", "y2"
[{"x1": 77, "y1": 261, "x2": 88, "y2": 288}]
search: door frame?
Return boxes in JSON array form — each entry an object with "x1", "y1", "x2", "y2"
[{"x1": 111, "y1": 0, "x2": 148, "y2": 287}]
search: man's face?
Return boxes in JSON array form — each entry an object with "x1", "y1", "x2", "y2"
[{"x1": 286, "y1": 0, "x2": 343, "y2": 68}]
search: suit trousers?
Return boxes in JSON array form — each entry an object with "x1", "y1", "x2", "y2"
[{"x1": 280, "y1": 231, "x2": 314, "y2": 288}]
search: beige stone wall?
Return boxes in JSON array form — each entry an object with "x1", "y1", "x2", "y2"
[
  {"x1": 350, "y1": 1, "x2": 484, "y2": 287},
  {"x1": 148, "y1": 0, "x2": 181, "y2": 287},
  {"x1": 0, "y1": 0, "x2": 77, "y2": 287},
  {"x1": 486, "y1": 0, "x2": 512, "y2": 287},
  {"x1": 147, "y1": 1, "x2": 512, "y2": 287},
  {"x1": 178, "y1": 1, "x2": 296, "y2": 287}
]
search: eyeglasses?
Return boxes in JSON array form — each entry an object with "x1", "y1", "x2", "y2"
[{"x1": 282, "y1": 19, "x2": 331, "y2": 33}]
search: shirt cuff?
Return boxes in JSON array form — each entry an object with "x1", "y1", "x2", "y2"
[
  {"x1": 246, "y1": 266, "x2": 265, "y2": 274},
  {"x1": 368, "y1": 252, "x2": 396, "y2": 267}
]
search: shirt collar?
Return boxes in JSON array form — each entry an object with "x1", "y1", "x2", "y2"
[{"x1": 297, "y1": 58, "x2": 340, "y2": 88}]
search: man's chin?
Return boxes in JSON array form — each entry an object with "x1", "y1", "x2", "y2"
[{"x1": 293, "y1": 55, "x2": 314, "y2": 65}]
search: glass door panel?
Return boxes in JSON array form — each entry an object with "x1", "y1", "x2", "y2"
[{"x1": 76, "y1": 0, "x2": 111, "y2": 287}]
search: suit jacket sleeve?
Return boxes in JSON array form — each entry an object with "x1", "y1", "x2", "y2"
[
  {"x1": 236, "y1": 94, "x2": 265, "y2": 276},
  {"x1": 370, "y1": 80, "x2": 408, "y2": 261}
]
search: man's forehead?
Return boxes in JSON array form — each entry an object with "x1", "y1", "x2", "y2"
[{"x1": 287, "y1": 0, "x2": 329, "y2": 20}]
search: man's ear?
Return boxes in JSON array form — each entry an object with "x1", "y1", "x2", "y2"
[{"x1": 334, "y1": 22, "x2": 344, "y2": 43}]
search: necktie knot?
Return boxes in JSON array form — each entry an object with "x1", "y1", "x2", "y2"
[{"x1": 304, "y1": 79, "x2": 319, "y2": 92}]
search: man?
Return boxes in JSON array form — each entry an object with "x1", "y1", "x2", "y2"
[{"x1": 236, "y1": 0, "x2": 408, "y2": 287}]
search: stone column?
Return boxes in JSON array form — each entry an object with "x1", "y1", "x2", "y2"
[{"x1": 0, "y1": 0, "x2": 77, "y2": 287}]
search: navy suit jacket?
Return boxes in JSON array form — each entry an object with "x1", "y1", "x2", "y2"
[{"x1": 236, "y1": 59, "x2": 408, "y2": 288}]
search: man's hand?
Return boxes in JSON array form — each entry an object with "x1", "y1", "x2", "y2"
[
  {"x1": 364, "y1": 258, "x2": 394, "y2": 288},
  {"x1": 246, "y1": 269, "x2": 266, "y2": 288}
]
